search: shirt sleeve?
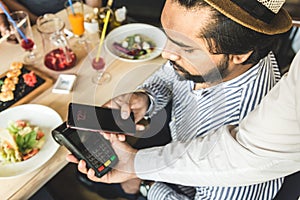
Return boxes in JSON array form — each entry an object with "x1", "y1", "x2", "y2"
[
  {"x1": 134, "y1": 51, "x2": 300, "y2": 187},
  {"x1": 147, "y1": 182, "x2": 190, "y2": 200},
  {"x1": 138, "y1": 61, "x2": 175, "y2": 117}
]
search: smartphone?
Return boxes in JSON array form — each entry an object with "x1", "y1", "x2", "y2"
[
  {"x1": 67, "y1": 103, "x2": 136, "y2": 135},
  {"x1": 52, "y1": 122, "x2": 119, "y2": 178}
]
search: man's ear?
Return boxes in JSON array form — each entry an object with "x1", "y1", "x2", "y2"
[{"x1": 230, "y1": 51, "x2": 253, "y2": 64}]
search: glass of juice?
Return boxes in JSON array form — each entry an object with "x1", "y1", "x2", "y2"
[{"x1": 65, "y1": 0, "x2": 85, "y2": 38}]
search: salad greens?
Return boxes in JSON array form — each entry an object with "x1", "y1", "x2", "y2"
[
  {"x1": 0, "y1": 120, "x2": 45, "y2": 163},
  {"x1": 113, "y1": 34, "x2": 155, "y2": 60}
]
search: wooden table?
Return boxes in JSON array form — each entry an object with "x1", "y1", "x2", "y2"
[{"x1": 0, "y1": 6, "x2": 165, "y2": 200}]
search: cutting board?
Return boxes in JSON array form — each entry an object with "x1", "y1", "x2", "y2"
[{"x1": 0, "y1": 65, "x2": 53, "y2": 112}]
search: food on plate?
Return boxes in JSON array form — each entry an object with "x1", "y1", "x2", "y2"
[
  {"x1": 10, "y1": 62, "x2": 23, "y2": 70},
  {"x1": 0, "y1": 62, "x2": 39, "y2": 102},
  {"x1": 1, "y1": 80, "x2": 16, "y2": 92},
  {"x1": 0, "y1": 62, "x2": 23, "y2": 102},
  {"x1": 4, "y1": 77, "x2": 18, "y2": 86},
  {"x1": 0, "y1": 91, "x2": 14, "y2": 102},
  {"x1": 23, "y1": 71, "x2": 37, "y2": 87},
  {"x1": 6, "y1": 69, "x2": 21, "y2": 78},
  {"x1": 112, "y1": 34, "x2": 155, "y2": 60},
  {"x1": 0, "y1": 120, "x2": 45, "y2": 163}
]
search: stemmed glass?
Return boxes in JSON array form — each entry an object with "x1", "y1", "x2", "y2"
[
  {"x1": 65, "y1": 0, "x2": 86, "y2": 43},
  {"x1": 88, "y1": 45, "x2": 111, "y2": 85},
  {"x1": 9, "y1": 11, "x2": 41, "y2": 64}
]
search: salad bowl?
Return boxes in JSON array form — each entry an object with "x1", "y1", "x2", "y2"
[
  {"x1": 0, "y1": 104, "x2": 62, "y2": 178},
  {"x1": 104, "y1": 23, "x2": 167, "y2": 62}
]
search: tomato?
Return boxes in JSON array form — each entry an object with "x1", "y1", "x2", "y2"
[
  {"x1": 4, "y1": 142, "x2": 13, "y2": 149},
  {"x1": 16, "y1": 120, "x2": 27, "y2": 128},
  {"x1": 23, "y1": 148, "x2": 39, "y2": 160},
  {"x1": 36, "y1": 131, "x2": 45, "y2": 140}
]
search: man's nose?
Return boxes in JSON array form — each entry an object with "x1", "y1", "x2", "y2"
[
  {"x1": 161, "y1": 49, "x2": 180, "y2": 61},
  {"x1": 161, "y1": 40, "x2": 181, "y2": 61}
]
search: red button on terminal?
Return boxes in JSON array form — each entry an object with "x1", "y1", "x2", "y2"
[{"x1": 98, "y1": 165, "x2": 105, "y2": 171}]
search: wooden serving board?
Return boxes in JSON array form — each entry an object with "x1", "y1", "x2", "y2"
[{"x1": 0, "y1": 65, "x2": 53, "y2": 112}]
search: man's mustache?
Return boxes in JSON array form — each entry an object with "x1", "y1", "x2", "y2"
[
  {"x1": 170, "y1": 61, "x2": 189, "y2": 74},
  {"x1": 169, "y1": 60, "x2": 206, "y2": 83}
]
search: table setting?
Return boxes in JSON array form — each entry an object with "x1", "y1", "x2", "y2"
[{"x1": 0, "y1": 1, "x2": 167, "y2": 199}]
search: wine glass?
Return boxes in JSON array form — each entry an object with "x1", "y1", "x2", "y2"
[
  {"x1": 9, "y1": 11, "x2": 41, "y2": 64},
  {"x1": 88, "y1": 45, "x2": 111, "y2": 85}
]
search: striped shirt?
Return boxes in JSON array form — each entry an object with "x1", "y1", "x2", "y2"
[{"x1": 141, "y1": 52, "x2": 284, "y2": 200}]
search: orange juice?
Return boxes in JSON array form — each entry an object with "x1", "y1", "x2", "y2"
[{"x1": 68, "y1": 13, "x2": 84, "y2": 36}]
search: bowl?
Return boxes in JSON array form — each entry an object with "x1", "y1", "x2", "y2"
[
  {"x1": 0, "y1": 104, "x2": 62, "y2": 178},
  {"x1": 104, "y1": 23, "x2": 167, "y2": 62}
]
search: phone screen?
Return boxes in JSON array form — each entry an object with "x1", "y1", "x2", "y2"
[{"x1": 67, "y1": 103, "x2": 136, "y2": 135}]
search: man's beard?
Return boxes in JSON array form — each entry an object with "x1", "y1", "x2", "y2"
[{"x1": 170, "y1": 56, "x2": 229, "y2": 84}]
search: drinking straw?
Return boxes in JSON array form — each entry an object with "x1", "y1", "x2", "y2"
[
  {"x1": 107, "y1": 0, "x2": 113, "y2": 7},
  {"x1": 0, "y1": 3, "x2": 28, "y2": 42},
  {"x1": 68, "y1": 0, "x2": 76, "y2": 15},
  {"x1": 95, "y1": 5, "x2": 112, "y2": 61}
]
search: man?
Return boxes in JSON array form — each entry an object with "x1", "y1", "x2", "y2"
[
  {"x1": 68, "y1": 0, "x2": 293, "y2": 199},
  {"x1": 69, "y1": 48, "x2": 300, "y2": 194}
]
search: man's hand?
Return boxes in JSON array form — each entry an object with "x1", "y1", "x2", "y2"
[
  {"x1": 66, "y1": 134, "x2": 139, "y2": 183},
  {"x1": 104, "y1": 92, "x2": 149, "y2": 123},
  {"x1": 67, "y1": 92, "x2": 150, "y2": 183}
]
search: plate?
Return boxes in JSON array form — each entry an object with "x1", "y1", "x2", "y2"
[
  {"x1": 104, "y1": 23, "x2": 167, "y2": 62},
  {"x1": 0, "y1": 65, "x2": 53, "y2": 112},
  {"x1": 0, "y1": 104, "x2": 62, "y2": 178}
]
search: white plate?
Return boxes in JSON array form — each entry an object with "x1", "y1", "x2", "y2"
[
  {"x1": 104, "y1": 23, "x2": 167, "y2": 62},
  {"x1": 0, "y1": 104, "x2": 62, "y2": 178}
]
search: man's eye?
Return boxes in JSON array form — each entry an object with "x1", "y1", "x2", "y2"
[{"x1": 184, "y1": 49, "x2": 194, "y2": 53}]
